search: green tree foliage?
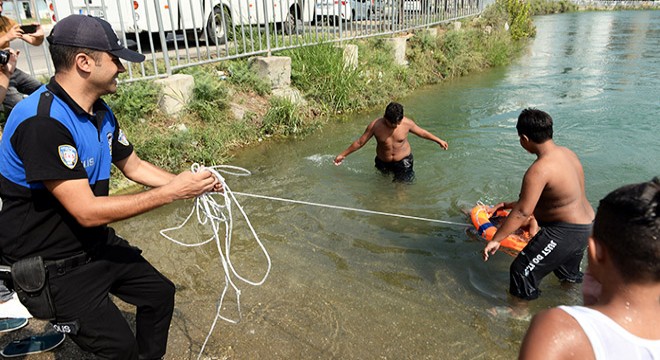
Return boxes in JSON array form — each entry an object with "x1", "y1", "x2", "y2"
[{"x1": 501, "y1": 0, "x2": 536, "y2": 40}]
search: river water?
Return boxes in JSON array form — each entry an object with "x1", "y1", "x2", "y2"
[{"x1": 114, "y1": 10, "x2": 660, "y2": 359}]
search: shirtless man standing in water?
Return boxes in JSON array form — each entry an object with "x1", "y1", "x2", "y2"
[
  {"x1": 334, "y1": 102, "x2": 448, "y2": 182},
  {"x1": 483, "y1": 108, "x2": 595, "y2": 315}
]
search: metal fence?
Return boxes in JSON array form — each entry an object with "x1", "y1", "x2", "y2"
[{"x1": 9, "y1": 0, "x2": 488, "y2": 83}]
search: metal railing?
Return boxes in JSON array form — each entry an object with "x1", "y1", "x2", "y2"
[{"x1": 9, "y1": 0, "x2": 488, "y2": 83}]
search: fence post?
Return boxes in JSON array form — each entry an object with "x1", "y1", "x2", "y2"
[
  {"x1": 153, "y1": 0, "x2": 172, "y2": 75},
  {"x1": 264, "y1": 0, "x2": 272, "y2": 56}
]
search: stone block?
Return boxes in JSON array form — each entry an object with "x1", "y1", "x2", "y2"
[
  {"x1": 154, "y1": 74, "x2": 195, "y2": 116},
  {"x1": 272, "y1": 87, "x2": 307, "y2": 105},
  {"x1": 336, "y1": 44, "x2": 358, "y2": 70},
  {"x1": 385, "y1": 37, "x2": 408, "y2": 66},
  {"x1": 249, "y1": 56, "x2": 292, "y2": 89}
]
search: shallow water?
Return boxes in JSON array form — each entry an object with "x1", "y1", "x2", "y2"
[{"x1": 114, "y1": 10, "x2": 660, "y2": 359}]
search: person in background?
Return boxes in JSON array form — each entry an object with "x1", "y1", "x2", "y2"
[
  {"x1": 0, "y1": 46, "x2": 16, "y2": 302},
  {"x1": 0, "y1": 0, "x2": 44, "y2": 115},
  {"x1": 519, "y1": 177, "x2": 660, "y2": 359},
  {"x1": 0, "y1": 45, "x2": 16, "y2": 119},
  {"x1": 334, "y1": 101, "x2": 448, "y2": 182},
  {"x1": 0, "y1": 15, "x2": 221, "y2": 359},
  {"x1": 482, "y1": 108, "x2": 594, "y2": 317}
]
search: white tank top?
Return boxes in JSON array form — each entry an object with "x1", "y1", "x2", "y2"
[{"x1": 559, "y1": 305, "x2": 660, "y2": 360}]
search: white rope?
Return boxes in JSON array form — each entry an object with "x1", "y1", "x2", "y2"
[
  {"x1": 161, "y1": 164, "x2": 470, "y2": 357},
  {"x1": 159, "y1": 164, "x2": 271, "y2": 360},
  {"x1": 232, "y1": 192, "x2": 471, "y2": 227}
]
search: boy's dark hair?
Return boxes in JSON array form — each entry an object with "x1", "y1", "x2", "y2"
[
  {"x1": 516, "y1": 108, "x2": 553, "y2": 143},
  {"x1": 49, "y1": 43, "x2": 102, "y2": 72},
  {"x1": 593, "y1": 177, "x2": 660, "y2": 282},
  {"x1": 384, "y1": 102, "x2": 404, "y2": 125}
]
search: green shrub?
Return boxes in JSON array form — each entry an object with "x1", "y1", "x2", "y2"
[
  {"x1": 482, "y1": 30, "x2": 517, "y2": 67},
  {"x1": 261, "y1": 97, "x2": 304, "y2": 136},
  {"x1": 407, "y1": 31, "x2": 445, "y2": 84},
  {"x1": 280, "y1": 42, "x2": 362, "y2": 113},
  {"x1": 106, "y1": 81, "x2": 161, "y2": 123},
  {"x1": 219, "y1": 60, "x2": 271, "y2": 96},
  {"x1": 528, "y1": 0, "x2": 578, "y2": 15},
  {"x1": 181, "y1": 67, "x2": 230, "y2": 123},
  {"x1": 356, "y1": 38, "x2": 411, "y2": 106},
  {"x1": 501, "y1": 0, "x2": 536, "y2": 40}
]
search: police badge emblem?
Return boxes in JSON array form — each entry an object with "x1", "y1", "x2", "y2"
[{"x1": 58, "y1": 145, "x2": 78, "y2": 169}]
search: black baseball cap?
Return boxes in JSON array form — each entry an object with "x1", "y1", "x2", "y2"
[{"x1": 47, "y1": 15, "x2": 145, "y2": 63}]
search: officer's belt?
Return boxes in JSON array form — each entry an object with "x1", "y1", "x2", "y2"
[{"x1": 44, "y1": 253, "x2": 91, "y2": 277}]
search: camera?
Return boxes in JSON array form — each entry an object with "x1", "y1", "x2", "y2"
[
  {"x1": 0, "y1": 50, "x2": 10, "y2": 65},
  {"x1": 20, "y1": 24, "x2": 38, "y2": 34}
]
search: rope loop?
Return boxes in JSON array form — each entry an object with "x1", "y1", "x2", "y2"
[{"x1": 160, "y1": 163, "x2": 270, "y2": 359}]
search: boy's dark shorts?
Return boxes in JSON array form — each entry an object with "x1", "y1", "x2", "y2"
[
  {"x1": 374, "y1": 153, "x2": 414, "y2": 182},
  {"x1": 509, "y1": 221, "x2": 592, "y2": 300}
]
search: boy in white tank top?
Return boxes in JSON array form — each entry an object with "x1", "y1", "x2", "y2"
[{"x1": 519, "y1": 177, "x2": 660, "y2": 359}]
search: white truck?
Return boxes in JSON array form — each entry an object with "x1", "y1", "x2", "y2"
[{"x1": 47, "y1": 0, "x2": 316, "y2": 45}]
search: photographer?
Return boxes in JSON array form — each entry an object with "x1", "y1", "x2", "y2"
[
  {"x1": 0, "y1": 47, "x2": 16, "y2": 301},
  {"x1": 0, "y1": 47, "x2": 16, "y2": 109},
  {"x1": 0, "y1": 0, "x2": 44, "y2": 115}
]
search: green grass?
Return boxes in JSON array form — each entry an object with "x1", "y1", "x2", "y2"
[
  {"x1": 279, "y1": 42, "x2": 363, "y2": 113},
  {"x1": 261, "y1": 97, "x2": 303, "y2": 136}
]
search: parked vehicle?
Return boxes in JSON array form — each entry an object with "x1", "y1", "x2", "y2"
[
  {"x1": 315, "y1": 0, "x2": 374, "y2": 24},
  {"x1": 315, "y1": 0, "x2": 352, "y2": 24},
  {"x1": 372, "y1": 0, "x2": 436, "y2": 19},
  {"x1": 351, "y1": 0, "x2": 374, "y2": 21},
  {"x1": 373, "y1": 0, "x2": 394, "y2": 18},
  {"x1": 403, "y1": 0, "x2": 435, "y2": 13},
  {"x1": 46, "y1": 0, "x2": 316, "y2": 45}
]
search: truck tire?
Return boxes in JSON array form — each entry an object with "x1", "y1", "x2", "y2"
[
  {"x1": 207, "y1": 6, "x2": 231, "y2": 45},
  {"x1": 282, "y1": 12, "x2": 301, "y2": 35}
]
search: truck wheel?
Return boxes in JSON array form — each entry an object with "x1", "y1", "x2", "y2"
[
  {"x1": 282, "y1": 11, "x2": 302, "y2": 35},
  {"x1": 207, "y1": 6, "x2": 231, "y2": 45}
]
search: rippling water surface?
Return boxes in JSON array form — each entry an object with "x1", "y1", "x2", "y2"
[{"x1": 115, "y1": 11, "x2": 660, "y2": 359}]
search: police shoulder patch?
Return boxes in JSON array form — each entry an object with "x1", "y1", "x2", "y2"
[
  {"x1": 58, "y1": 145, "x2": 78, "y2": 169},
  {"x1": 118, "y1": 129, "x2": 130, "y2": 146}
]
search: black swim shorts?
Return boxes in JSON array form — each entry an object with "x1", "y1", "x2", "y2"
[
  {"x1": 509, "y1": 221, "x2": 592, "y2": 300},
  {"x1": 374, "y1": 153, "x2": 414, "y2": 182}
]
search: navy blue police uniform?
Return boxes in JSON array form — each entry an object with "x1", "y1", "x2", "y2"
[{"x1": 0, "y1": 78, "x2": 175, "y2": 360}]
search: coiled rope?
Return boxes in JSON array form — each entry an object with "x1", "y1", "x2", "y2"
[
  {"x1": 159, "y1": 164, "x2": 271, "y2": 359},
  {"x1": 160, "y1": 164, "x2": 470, "y2": 357}
]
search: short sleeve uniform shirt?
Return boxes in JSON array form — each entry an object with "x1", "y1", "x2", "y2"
[{"x1": 0, "y1": 78, "x2": 133, "y2": 262}]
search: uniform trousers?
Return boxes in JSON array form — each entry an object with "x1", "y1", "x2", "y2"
[{"x1": 49, "y1": 241, "x2": 175, "y2": 360}]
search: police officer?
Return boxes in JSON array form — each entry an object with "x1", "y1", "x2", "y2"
[
  {"x1": 0, "y1": 44, "x2": 17, "y2": 303},
  {"x1": 0, "y1": 15, "x2": 221, "y2": 359}
]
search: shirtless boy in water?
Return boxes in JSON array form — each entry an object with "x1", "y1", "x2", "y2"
[
  {"x1": 334, "y1": 102, "x2": 448, "y2": 182},
  {"x1": 483, "y1": 108, "x2": 595, "y2": 314}
]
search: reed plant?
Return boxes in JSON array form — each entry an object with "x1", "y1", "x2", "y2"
[
  {"x1": 261, "y1": 97, "x2": 305, "y2": 136},
  {"x1": 279, "y1": 42, "x2": 362, "y2": 113}
]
